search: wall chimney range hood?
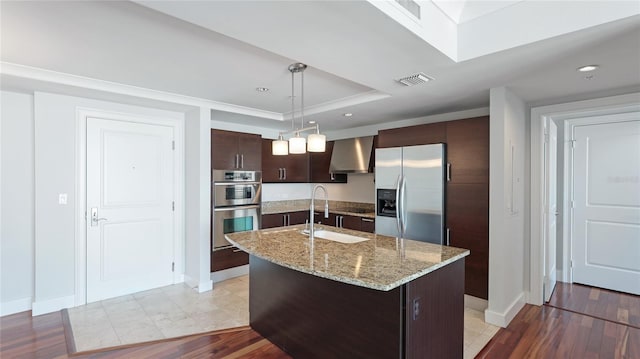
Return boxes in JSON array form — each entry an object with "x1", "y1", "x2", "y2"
[{"x1": 329, "y1": 136, "x2": 374, "y2": 174}]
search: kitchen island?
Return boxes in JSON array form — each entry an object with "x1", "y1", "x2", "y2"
[{"x1": 226, "y1": 225, "x2": 469, "y2": 359}]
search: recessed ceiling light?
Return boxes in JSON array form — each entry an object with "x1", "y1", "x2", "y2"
[
  {"x1": 577, "y1": 65, "x2": 599, "y2": 72},
  {"x1": 343, "y1": 113, "x2": 353, "y2": 117},
  {"x1": 309, "y1": 120, "x2": 316, "y2": 124},
  {"x1": 255, "y1": 87, "x2": 269, "y2": 92}
]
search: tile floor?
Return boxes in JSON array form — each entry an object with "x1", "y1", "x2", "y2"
[
  {"x1": 68, "y1": 275, "x2": 498, "y2": 357},
  {"x1": 67, "y1": 275, "x2": 249, "y2": 352}
]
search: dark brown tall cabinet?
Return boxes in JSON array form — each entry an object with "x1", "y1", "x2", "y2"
[
  {"x1": 377, "y1": 116, "x2": 489, "y2": 300},
  {"x1": 261, "y1": 139, "x2": 309, "y2": 182},
  {"x1": 445, "y1": 117, "x2": 489, "y2": 299},
  {"x1": 211, "y1": 129, "x2": 262, "y2": 170}
]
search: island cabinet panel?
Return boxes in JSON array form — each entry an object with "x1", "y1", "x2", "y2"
[
  {"x1": 261, "y1": 139, "x2": 309, "y2": 182},
  {"x1": 211, "y1": 129, "x2": 261, "y2": 170},
  {"x1": 445, "y1": 116, "x2": 490, "y2": 184},
  {"x1": 377, "y1": 122, "x2": 446, "y2": 148},
  {"x1": 405, "y1": 258, "x2": 465, "y2": 359},
  {"x1": 250, "y1": 256, "x2": 403, "y2": 359},
  {"x1": 309, "y1": 141, "x2": 348, "y2": 183},
  {"x1": 249, "y1": 255, "x2": 465, "y2": 359}
]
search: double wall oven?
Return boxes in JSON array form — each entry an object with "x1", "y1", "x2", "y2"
[{"x1": 212, "y1": 170, "x2": 261, "y2": 250}]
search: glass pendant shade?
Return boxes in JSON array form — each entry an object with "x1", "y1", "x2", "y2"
[
  {"x1": 289, "y1": 136, "x2": 306, "y2": 154},
  {"x1": 307, "y1": 133, "x2": 326, "y2": 152},
  {"x1": 272, "y1": 138, "x2": 289, "y2": 155}
]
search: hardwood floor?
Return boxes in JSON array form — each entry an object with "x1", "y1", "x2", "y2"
[
  {"x1": 0, "y1": 310, "x2": 291, "y2": 359},
  {"x1": 547, "y1": 282, "x2": 640, "y2": 329},
  {"x1": 2, "y1": 283, "x2": 638, "y2": 358},
  {"x1": 479, "y1": 283, "x2": 640, "y2": 358}
]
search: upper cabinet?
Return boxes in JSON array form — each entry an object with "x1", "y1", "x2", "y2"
[
  {"x1": 377, "y1": 122, "x2": 446, "y2": 148},
  {"x1": 309, "y1": 141, "x2": 347, "y2": 183},
  {"x1": 211, "y1": 129, "x2": 262, "y2": 171},
  {"x1": 261, "y1": 139, "x2": 309, "y2": 183},
  {"x1": 445, "y1": 117, "x2": 489, "y2": 184}
]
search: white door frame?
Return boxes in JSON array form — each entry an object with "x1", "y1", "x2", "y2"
[
  {"x1": 74, "y1": 107, "x2": 184, "y2": 306},
  {"x1": 529, "y1": 93, "x2": 640, "y2": 306}
]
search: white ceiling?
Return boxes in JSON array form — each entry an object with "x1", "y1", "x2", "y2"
[{"x1": 1, "y1": 1, "x2": 639, "y2": 133}]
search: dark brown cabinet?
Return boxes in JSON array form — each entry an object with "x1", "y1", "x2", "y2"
[
  {"x1": 262, "y1": 210, "x2": 309, "y2": 229},
  {"x1": 309, "y1": 141, "x2": 347, "y2": 183},
  {"x1": 446, "y1": 117, "x2": 489, "y2": 184},
  {"x1": 261, "y1": 139, "x2": 309, "y2": 182},
  {"x1": 211, "y1": 246, "x2": 248, "y2": 272},
  {"x1": 211, "y1": 129, "x2": 261, "y2": 170},
  {"x1": 445, "y1": 116, "x2": 489, "y2": 299},
  {"x1": 359, "y1": 217, "x2": 376, "y2": 233},
  {"x1": 312, "y1": 212, "x2": 374, "y2": 232},
  {"x1": 377, "y1": 122, "x2": 446, "y2": 148}
]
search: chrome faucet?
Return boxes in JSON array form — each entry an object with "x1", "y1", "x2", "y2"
[{"x1": 309, "y1": 184, "x2": 329, "y2": 243}]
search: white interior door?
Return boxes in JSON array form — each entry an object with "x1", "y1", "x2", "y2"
[
  {"x1": 572, "y1": 118, "x2": 640, "y2": 295},
  {"x1": 87, "y1": 117, "x2": 175, "y2": 303},
  {"x1": 543, "y1": 120, "x2": 558, "y2": 302}
]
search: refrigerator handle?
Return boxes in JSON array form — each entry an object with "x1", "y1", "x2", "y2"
[
  {"x1": 400, "y1": 175, "x2": 408, "y2": 236},
  {"x1": 446, "y1": 163, "x2": 451, "y2": 182},
  {"x1": 395, "y1": 175, "x2": 403, "y2": 237}
]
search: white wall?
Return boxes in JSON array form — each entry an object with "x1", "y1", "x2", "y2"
[
  {"x1": 1, "y1": 91, "x2": 35, "y2": 315},
  {"x1": 185, "y1": 108, "x2": 212, "y2": 292},
  {"x1": 486, "y1": 87, "x2": 527, "y2": 327},
  {"x1": 31, "y1": 92, "x2": 185, "y2": 315}
]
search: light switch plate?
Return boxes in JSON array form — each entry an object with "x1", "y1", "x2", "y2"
[{"x1": 59, "y1": 193, "x2": 68, "y2": 205}]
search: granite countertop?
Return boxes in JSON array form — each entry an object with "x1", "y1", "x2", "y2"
[
  {"x1": 226, "y1": 225, "x2": 469, "y2": 291},
  {"x1": 262, "y1": 200, "x2": 376, "y2": 218}
]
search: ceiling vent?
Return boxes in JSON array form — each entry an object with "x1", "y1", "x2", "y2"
[{"x1": 397, "y1": 72, "x2": 433, "y2": 86}]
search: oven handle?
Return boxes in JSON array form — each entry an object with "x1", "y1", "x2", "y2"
[{"x1": 214, "y1": 204, "x2": 261, "y2": 212}]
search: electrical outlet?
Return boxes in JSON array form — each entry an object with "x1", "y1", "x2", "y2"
[
  {"x1": 58, "y1": 193, "x2": 68, "y2": 205},
  {"x1": 412, "y1": 297, "x2": 420, "y2": 320}
]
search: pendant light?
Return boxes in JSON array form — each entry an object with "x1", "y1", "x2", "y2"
[{"x1": 271, "y1": 62, "x2": 326, "y2": 155}]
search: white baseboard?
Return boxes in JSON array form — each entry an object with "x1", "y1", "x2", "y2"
[
  {"x1": 31, "y1": 295, "x2": 75, "y2": 316},
  {"x1": 1, "y1": 297, "x2": 33, "y2": 317},
  {"x1": 464, "y1": 294, "x2": 488, "y2": 312},
  {"x1": 211, "y1": 265, "x2": 249, "y2": 283},
  {"x1": 184, "y1": 274, "x2": 213, "y2": 293},
  {"x1": 484, "y1": 292, "x2": 525, "y2": 328},
  {"x1": 197, "y1": 279, "x2": 213, "y2": 293}
]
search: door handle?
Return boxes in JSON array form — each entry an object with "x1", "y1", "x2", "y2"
[
  {"x1": 90, "y1": 207, "x2": 108, "y2": 226},
  {"x1": 361, "y1": 218, "x2": 374, "y2": 223},
  {"x1": 446, "y1": 163, "x2": 451, "y2": 182},
  {"x1": 330, "y1": 172, "x2": 335, "y2": 181},
  {"x1": 240, "y1": 154, "x2": 244, "y2": 169},
  {"x1": 278, "y1": 168, "x2": 283, "y2": 180},
  {"x1": 283, "y1": 168, "x2": 287, "y2": 180},
  {"x1": 235, "y1": 154, "x2": 240, "y2": 169}
]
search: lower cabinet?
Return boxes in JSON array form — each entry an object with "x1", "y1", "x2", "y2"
[
  {"x1": 359, "y1": 217, "x2": 375, "y2": 233},
  {"x1": 262, "y1": 211, "x2": 309, "y2": 229},
  {"x1": 211, "y1": 246, "x2": 248, "y2": 272},
  {"x1": 313, "y1": 212, "x2": 375, "y2": 233}
]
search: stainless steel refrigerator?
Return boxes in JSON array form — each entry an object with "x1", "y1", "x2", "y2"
[{"x1": 375, "y1": 144, "x2": 445, "y2": 244}]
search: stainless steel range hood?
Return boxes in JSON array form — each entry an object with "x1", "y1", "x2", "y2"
[{"x1": 329, "y1": 136, "x2": 374, "y2": 174}]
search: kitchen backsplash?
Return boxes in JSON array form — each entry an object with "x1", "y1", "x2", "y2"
[{"x1": 262, "y1": 173, "x2": 375, "y2": 203}]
